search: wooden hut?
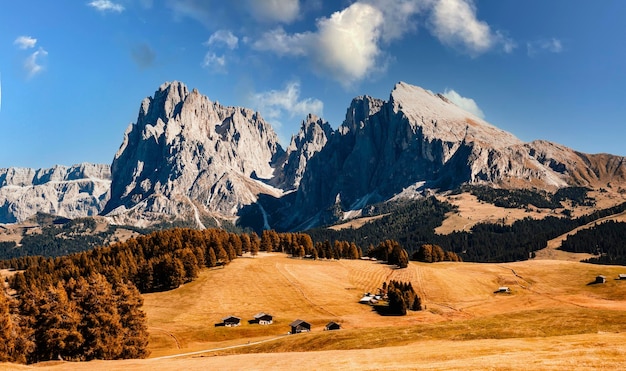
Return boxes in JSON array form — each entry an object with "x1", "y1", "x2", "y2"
[
  {"x1": 253, "y1": 312, "x2": 273, "y2": 325},
  {"x1": 325, "y1": 321, "x2": 341, "y2": 331},
  {"x1": 289, "y1": 319, "x2": 311, "y2": 334},
  {"x1": 222, "y1": 316, "x2": 241, "y2": 327}
]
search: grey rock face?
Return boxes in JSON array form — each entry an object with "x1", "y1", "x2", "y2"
[
  {"x1": 271, "y1": 114, "x2": 333, "y2": 191},
  {"x1": 5, "y1": 80, "x2": 624, "y2": 230},
  {"x1": 291, "y1": 82, "x2": 626, "y2": 227},
  {"x1": 103, "y1": 81, "x2": 284, "y2": 225},
  {"x1": 0, "y1": 163, "x2": 111, "y2": 223}
]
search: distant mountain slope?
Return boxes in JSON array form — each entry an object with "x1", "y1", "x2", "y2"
[
  {"x1": 0, "y1": 163, "x2": 110, "y2": 223},
  {"x1": 289, "y1": 82, "x2": 626, "y2": 228},
  {"x1": 1, "y1": 81, "x2": 624, "y2": 231}
]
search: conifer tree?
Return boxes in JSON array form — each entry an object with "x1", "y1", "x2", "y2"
[
  {"x1": 249, "y1": 232, "x2": 260, "y2": 256},
  {"x1": 217, "y1": 246, "x2": 230, "y2": 264},
  {"x1": 261, "y1": 230, "x2": 273, "y2": 252},
  {"x1": 229, "y1": 233, "x2": 243, "y2": 256},
  {"x1": 74, "y1": 274, "x2": 124, "y2": 360},
  {"x1": 34, "y1": 282, "x2": 83, "y2": 361},
  {"x1": 207, "y1": 247, "x2": 217, "y2": 267},
  {"x1": 240, "y1": 234, "x2": 251, "y2": 253},
  {"x1": 0, "y1": 291, "x2": 15, "y2": 362},
  {"x1": 250, "y1": 235, "x2": 260, "y2": 257},
  {"x1": 114, "y1": 281, "x2": 149, "y2": 359},
  {"x1": 177, "y1": 248, "x2": 199, "y2": 283}
]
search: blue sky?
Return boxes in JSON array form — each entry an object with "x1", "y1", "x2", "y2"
[{"x1": 1, "y1": 0, "x2": 625, "y2": 169}]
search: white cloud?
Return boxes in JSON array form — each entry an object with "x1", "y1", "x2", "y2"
[
  {"x1": 250, "y1": 81, "x2": 323, "y2": 129},
  {"x1": 202, "y1": 52, "x2": 226, "y2": 71},
  {"x1": 252, "y1": 27, "x2": 311, "y2": 56},
  {"x1": 314, "y1": 3, "x2": 384, "y2": 86},
  {"x1": 253, "y1": 2, "x2": 384, "y2": 87},
  {"x1": 527, "y1": 38, "x2": 563, "y2": 56},
  {"x1": 428, "y1": 0, "x2": 513, "y2": 55},
  {"x1": 14, "y1": 36, "x2": 37, "y2": 49},
  {"x1": 363, "y1": 0, "x2": 428, "y2": 42},
  {"x1": 24, "y1": 47, "x2": 48, "y2": 78},
  {"x1": 247, "y1": 0, "x2": 300, "y2": 24},
  {"x1": 442, "y1": 89, "x2": 484, "y2": 118},
  {"x1": 88, "y1": 0, "x2": 125, "y2": 13},
  {"x1": 166, "y1": 0, "x2": 300, "y2": 27},
  {"x1": 206, "y1": 30, "x2": 239, "y2": 50},
  {"x1": 167, "y1": 0, "x2": 211, "y2": 26}
]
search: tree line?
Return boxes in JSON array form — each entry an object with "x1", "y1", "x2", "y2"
[
  {"x1": 411, "y1": 244, "x2": 462, "y2": 263},
  {"x1": 381, "y1": 280, "x2": 421, "y2": 315},
  {"x1": 462, "y1": 185, "x2": 594, "y2": 209},
  {"x1": 0, "y1": 227, "x2": 374, "y2": 363},
  {"x1": 366, "y1": 240, "x2": 409, "y2": 268},
  {"x1": 0, "y1": 273, "x2": 147, "y2": 363},
  {"x1": 0, "y1": 228, "x2": 250, "y2": 363},
  {"x1": 306, "y1": 197, "x2": 455, "y2": 256},
  {"x1": 559, "y1": 220, "x2": 626, "y2": 265},
  {"x1": 435, "y1": 201, "x2": 626, "y2": 262},
  {"x1": 306, "y1": 194, "x2": 626, "y2": 264}
]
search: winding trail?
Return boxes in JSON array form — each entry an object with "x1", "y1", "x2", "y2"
[
  {"x1": 149, "y1": 335, "x2": 287, "y2": 360},
  {"x1": 150, "y1": 327, "x2": 181, "y2": 350}
]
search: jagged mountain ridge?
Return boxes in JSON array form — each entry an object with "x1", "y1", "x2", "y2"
[
  {"x1": 290, "y1": 82, "x2": 625, "y2": 228},
  {"x1": 101, "y1": 81, "x2": 286, "y2": 227},
  {"x1": 1, "y1": 80, "x2": 624, "y2": 228},
  {"x1": 0, "y1": 163, "x2": 111, "y2": 223},
  {"x1": 270, "y1": 114, "x2": 333, "y2": 191}
]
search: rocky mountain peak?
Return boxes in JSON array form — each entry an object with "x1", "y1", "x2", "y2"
[
  {"x1": 390, "y1": 81, "x2": 521, "y2": 149},
  {"x1": 138, "y1": 81, "x2": 190, "y2": 129},
  {"x1": 4, "y1": 80, "x2": 625, "y2": 231},
  {"x1": 103, "y1": 81, "x2": 283, "y2": 225},
  {"x1": 272, "y1": 114, "x2": 333, "y2": 191},
  {"x1": 340, "y1": 95, "x2": 384, "y2": 135}
]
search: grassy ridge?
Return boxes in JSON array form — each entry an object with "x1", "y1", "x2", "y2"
[{"x1": 212, "y1": 307, "x2": 626, "y2": 356}]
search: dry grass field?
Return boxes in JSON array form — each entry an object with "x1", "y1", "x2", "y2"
[
  {"x1": 435, "y1": 190, "x2": 626, "y2": 235},
  {"x1": 3, "y1": 186, "x2": 626, "y2": 370},
  {"x1": 1, "y1": 252, "x2": 626, "y2": 370}
]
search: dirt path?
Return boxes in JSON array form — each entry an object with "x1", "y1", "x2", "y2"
[
  {"x1": 150, "y1": 327, "x2": 181, "y2": 349},
  {"x1": 149, "y1": 335, "x2": 287, "y2": 360}
]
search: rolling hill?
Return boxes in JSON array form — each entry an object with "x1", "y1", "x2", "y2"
[{"x1": 4, "y1": 252, "x2": 624, "y2": 370}]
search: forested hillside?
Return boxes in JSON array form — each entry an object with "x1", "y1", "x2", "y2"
[
  {"x1": 307, "y1": 194, "x2": 626, "y2": 263},
  {"x1": 559, "y1": 220, "x2": 626, "y2": 265},
  {"x1": 0, "y1": 227, "x2": 370, "y2": 363}
]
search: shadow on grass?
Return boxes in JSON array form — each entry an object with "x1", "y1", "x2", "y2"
[{"x1": 372, "y1": 304, "x2": 405, "y2": 316}]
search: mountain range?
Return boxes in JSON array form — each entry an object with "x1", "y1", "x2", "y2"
[{"x1": 2, "y1": 81, "x2": 625, "y2": 229}]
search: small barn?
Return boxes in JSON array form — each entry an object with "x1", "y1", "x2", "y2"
[
  {"x1": 596, "y1": 275, "x2": 606, "y2": 284},
  {"x1": 253, "y1": 312, "x2": 273, "y2": 325},
  {"x1": 359, "y1": 293, "x2": 378, "y2": 304},
  {"x1": 495, "y1": 286, "x2": 510, "y2": 293},
  {"x1": 289, "y1": 319, "x2": 311, "y2": 334},
  {"x1": 222, "y1": 316, "x2": 241, "y2": 327},
  {"x1": 618, "y1": 274, "x2": 626, "y2": 280},
  {"x1": 325, "y1": 321, "x2": 341, "y2": 331}
]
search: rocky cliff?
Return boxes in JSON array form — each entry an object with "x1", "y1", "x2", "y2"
[
  {"x1": 270, "y1": 114, "x2": 333, "y2": 191},
  {"x1": 290, "y1": 82, "x2": 626, "y2": 227},
  {"x1": 102, "y1": 81, "x2": 285, "y2": 227},
  {"x1": 3, "y1": 80, "x2": 624, "y2": 230},
  {"x1": 0, "y1": 163, "x2": 111, "y2": 223}
]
